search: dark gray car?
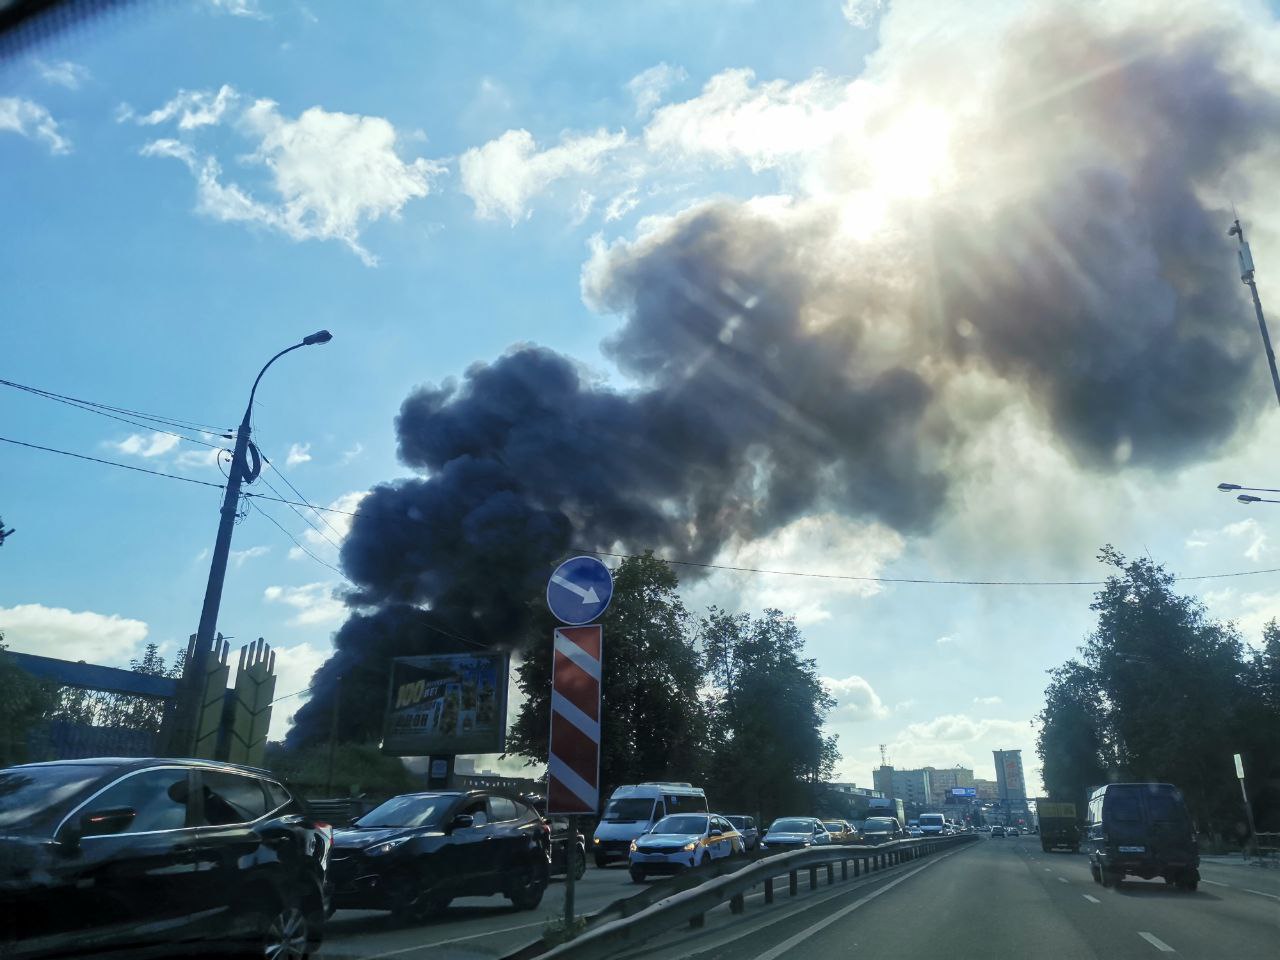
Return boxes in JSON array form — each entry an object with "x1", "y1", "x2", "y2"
[
  {"x1": 724, "y1": 815, "x2": 759, "y2": 851},
  {"x1": 1085, "y1": 783, "x2": 1199, "y2": 890}
]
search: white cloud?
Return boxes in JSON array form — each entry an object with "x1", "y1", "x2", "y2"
[
  {"x1": 603, "y1": 187, "x2": 640, "y2": 222},
  {"x1": 935, "y1": 635, "x2": 955, "y2": 645},
  {"x1": 0, "y1": 603, "x2": 148, "y2": 664},
  {"x1": 339, "y1": 442, "x2": 364, "y2": 465},
  {"x1": 842, "y1": 0, "x2": 887, "y2": 29},
  {"x1": 208, "y1": 0, "x2": 268, "y2": 19},
  {"x1": 974, "y1": 695, "x2": 1002, "y2": 705},
  {"x1": 111, "y1": 432, "x2": 180, "y2": 458},
  {"x1": 230, "y1": 545, "x2": 270, "y2": 567},
  {"x1": 459, "y1": 127, "x2": 628, "y2": 223},
  {"x1": 902, "y1": 713, "x2": 1025, "y2": 744},
  {"x1": 1185, "y1": 518, "x2": 1272, "y2": 562},
  {"x1": 286, "y1": 442, "x2": 312, "y2": 467},
  {"x1": 139, "y1": 85, "x2": 238, "y2": 130},
  {"x1": 0, "y1": 97, "x2": 70, "y2": 154},
  {"x1": 823, "y1": 674, "x2": 889, "y2": 721},
  {"x1": 627, "y1": 62, "x2": 687, "y2": 117},
  {"x1": 288, "y1": 546, "x2": 305, "y2": 561},
  {"x1": 685, "y1": 514, "x2": 904, "y2": 626},
  {"x1": 642, "y1": 68, "x2": 852, "y2": 173},
  {"x1": 138, "y1": 89, "x2": 444, "y2": 264},
  {"x1": 263, "y1": 582, "x2": 346, "y2": 626},
  {"x1": 36, "y1": 59, "x2": 89, "y2": 90},
  {"x1": 176, "y1": 447, "x2": 224, "y2": 469},
  {"x1": 266, "y1": 640, "x2": 328, "y2": 741},
  {"x1": 301, "y1": 490, "x2": 367, "y2": 552}
]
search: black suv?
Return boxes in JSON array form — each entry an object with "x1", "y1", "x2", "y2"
[
  {"x1": 329, "y1": 789, "x2": 550, "y2": 921},
  {"x1": 0, "y1": 757, "x2": 331, "y2": 959}
]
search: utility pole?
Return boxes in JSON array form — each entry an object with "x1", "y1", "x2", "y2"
[
  {"x1": 1234, "y1": 753, "x2": 1260, "y2": 860},
  {"x1": 1229, "y1": 219, "x2": 1280, "y2": 410},
  {"x1": 165, "y1": 331, "x2": 332, "y2": 757}
]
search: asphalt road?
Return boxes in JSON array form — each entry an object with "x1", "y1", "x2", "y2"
[
  {"x1": 610, "y1": 838, "x2": 1280, "y2": 960},
  {"x1": 318, "y1": 864, "x2": 637, "y2": 960}
]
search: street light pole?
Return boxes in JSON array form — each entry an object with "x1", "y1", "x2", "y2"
[
  {"x1": 167, "y1": 330, "x2": 332, "y2": 756},
  {"x1": 1229, "y1": 219, "x2": 1280, "y2": 410}
]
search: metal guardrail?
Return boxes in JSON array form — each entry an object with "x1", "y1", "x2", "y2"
[{"x1": 513, "y1": 834, "x2": 978, "y2": 960}]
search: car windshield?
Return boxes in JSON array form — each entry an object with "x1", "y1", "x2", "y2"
[
  {"x1": 770, "y1": 819, "x2": 813, "y2": 833},
  {"x1": 7, "y1": 3, "x2": 1277, "y2": 958},
  {"x1": 652, "y1": 815, "x2": 708, "y2": 835},
  {"x1": 0, "y1": 765, "x2": 113, "y2": 830},
  {"x1": 355, "y1": 795, "x2": 454, "y2": 829},
  {"x1": 604, "y1": 798, "x2": 656, "y2": 821}
]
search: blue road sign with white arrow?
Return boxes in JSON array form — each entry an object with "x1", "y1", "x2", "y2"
[{"x1": 547, "y1": 555, "x2": 614, "y2": 626}]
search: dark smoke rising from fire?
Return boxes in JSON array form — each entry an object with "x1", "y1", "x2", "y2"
[{"x1": 286, "y1": 3, "x2": 1278, "y2": 746}]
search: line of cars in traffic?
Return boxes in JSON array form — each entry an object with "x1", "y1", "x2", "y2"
[{"x1": 0, "y1": 756, "x2": 578, "y2": 959}]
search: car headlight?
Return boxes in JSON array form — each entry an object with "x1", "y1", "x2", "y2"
[
  {"x1": 629, "y1": 841, "x2": 638, "y2": 853},
  {"x1": 593, "y1": 837, "x2": 601, "y2": 845},
  {"x1": 683, "y1": 841, "x2": 698, "y2": 851},
  {"x1": 366, "y1": 836, "x2": 412, "y2": 857}
]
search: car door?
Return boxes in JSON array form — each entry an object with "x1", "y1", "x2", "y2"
[
  {"x1": 448, "y1": 795, "x2": 497, "y2": 895},
  {"x1": 488, "y1": 796, "x2": 545, "y2": 885},
  {"x1": 52, "y1": 766, "x2": 202, "y2": 954},
  {"x1": 187, "y1": 767, "x2": 280, "y2": 940},
  {"x1": 708, "y1": 817, "x2": 734, "y2": 860}
]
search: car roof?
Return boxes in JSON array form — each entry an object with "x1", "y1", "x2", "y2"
[{"x1": 9, "y1": 757, "x2": 279, "y2": 777}]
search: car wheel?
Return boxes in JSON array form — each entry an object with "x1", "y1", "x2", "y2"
[
  {"x1": 1089, "y1": 863, "x2": 1101, "y2": 885},
  {"x1": 629, "y1": 865, "x2": 647, "y2": 884},
  {"x1": 1099, "y1": 866, "x2": 1114, "y2": 888},
  {"x1": 594, "y1": 852, "x2": 609, "y2": 869},
  {"x1": 240, "y1": 897, "x2": 322, "y2": 960},
  {"x1": 391, "y1": 891, "x2": 451, "y2": 925},
  {"x1": 508, "y1": 860, "x2": 548, "y2": 910},
  {"x1": 572, "y1": 846, "x2": 587, "y2": 881},
  {"x1": 700, "y1": 851, "x2": 712, "y2": 868}
]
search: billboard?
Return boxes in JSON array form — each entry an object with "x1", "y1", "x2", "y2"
[
  {"x1": 382, "y1": 652, "x2": 508, "y2": 756},
  {"x1": 951, "y1": 786, "x2": 977, "y2": 798}
]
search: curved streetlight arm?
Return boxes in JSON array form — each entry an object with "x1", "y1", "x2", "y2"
[{"x1": 241, "y1": 342, "x2": 307, "y2": 430}]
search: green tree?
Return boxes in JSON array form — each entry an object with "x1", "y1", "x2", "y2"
[
  {"x1": 1039, "y1": 546, "x2": 1254, "y2": 840},
  {"x1": 0, "y1": 632, "x2": 55, "y2": 765},
  {"x1": 701, "y1": 607, "x2": 838, "y2": 822},
  {"x1": 507, "y1": 553, "x2": 708, "y2": 796}
]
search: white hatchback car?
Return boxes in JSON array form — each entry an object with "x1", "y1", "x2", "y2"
[{"x1": 628, "y1": 814, "x2": 743, "y2": 882}]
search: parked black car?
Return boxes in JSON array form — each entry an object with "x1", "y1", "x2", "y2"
[
  {"x1": 521, "y1": 793, "x2": 586, "y2": 880},
  {"x1": 0, "y1": 757, "x2": 331, "y2": 959},
  {"x1": 1086, "y1": 782, "x2": 1200, "y2": 890},
  {"x1": 329, "y1": 790, "x2": 550, "y2": 921}
]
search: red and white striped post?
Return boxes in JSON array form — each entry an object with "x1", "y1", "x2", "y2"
[{"x1": 548, "y1": 624, "x2": 602, "y2": 927}]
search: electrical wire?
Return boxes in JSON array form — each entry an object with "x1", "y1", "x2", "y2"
[
  {"x1": 0, "y1": 435, "x2": 226, "y2": 489},
  {"x1": 252, "y1": 503, "x2": 348, "y2": 580},
  {"x1": 257, "y1": 473, "x2": 344, "y2": 554},
  {"x1": 8, "y1": 433, "x2": 1280, "y2": 590},
  {"x1": 258, "y1": 449, "x2": 347, "y2": 544},
  {"x1": 0, "y1": 377, "x2": 232, "y2": 438}
]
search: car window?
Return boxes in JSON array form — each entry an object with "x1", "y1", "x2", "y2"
[
  {"x1": 460, "y1": 797, "x2": 489, "y2": 826},
  {"x1": 0, "y1": 765, "x2": 114, "y2": 831},
  {"x1": 1146, "y1": 791, "x2": 1187, "y2": 823},
  {"x1": 201, "y1": 771, "x2": 268, "y2": 825},
  {"x1": 488, "y1": 796, "x2": 517, "y2": 822},
  {"x1": 1107, "y1": 790, "x2": 1141, "y2": 822},
  {"x1": 85, "y1": 768, "x2": 191, "y2": 834},
  {"x1": 264, "y1": 780, "x2": 292, "y2": 812},
  {"x1": 653, "y1": 814, "x2": 709, "y2": 834}
]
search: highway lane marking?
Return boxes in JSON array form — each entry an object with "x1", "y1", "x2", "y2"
[
  {"x1": 1200, "y1": 879, "x2": 1228, "y2": 887},
  {"x1": 1057, "y1": 876, "x2": 1070, "y2": 884},
  {"x1": 1138, "y1": 932, "x2": 1176, "y2": 953},
  {"x1": 744, "y1": 846, "x2": 971, "y2": 960},
  {"x1": 1082, "y1": 894, "x2": 1100, "y2": 903},
  {"x1": 1243, "y1": 887, "x2": 1280, "y2": 901},
  {"x1": 357, "y1": 919, "x2": 547, "y2": 958}
]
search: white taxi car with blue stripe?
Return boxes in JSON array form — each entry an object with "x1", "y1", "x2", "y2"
[{"x1": 628, "y1": 813, "x2": 743, "y2": 882}]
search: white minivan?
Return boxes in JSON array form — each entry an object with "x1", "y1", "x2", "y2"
[
  {"x1": 918, "y1": 812, "x2": 947, "y2": 836},
  {"x1": 592, "y1": 782, "x2": 708, "y2": 867}
]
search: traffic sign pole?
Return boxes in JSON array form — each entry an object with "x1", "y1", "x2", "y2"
[{"x1": 1235, "y1": 753, "x2": 1259, "y2": 860}]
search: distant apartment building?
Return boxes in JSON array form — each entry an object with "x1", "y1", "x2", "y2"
[
  {"x1": 994, "y1": 749, "x2": 1029, "y2": 820},
  {"x1": 925, "y1": 766, "x2": 975, "y2": 806},
  {"x1": 892, "y1": 768, "x2": 933, "y2": 811},
  {"x1": 974, "y1": 778, "x2": 999, "y2": 801},
  {"x1": 873, "y1": 765, "x2": 894, "y2": 798}
]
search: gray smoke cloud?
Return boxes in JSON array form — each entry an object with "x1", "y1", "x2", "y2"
[{"x1": 288, "y1": 1, "x2": 1280, "y2": 745}]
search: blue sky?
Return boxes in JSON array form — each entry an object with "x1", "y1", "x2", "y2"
[{"x1": 6, "y1": 0, "x2": 1280, "y2": 793}]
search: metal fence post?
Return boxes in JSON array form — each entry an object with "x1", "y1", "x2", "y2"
[
  {"x1": 842, "y1": 859, "x2": 848, "y2": 881},
  {"x1": 689, "y1": 913, "x2": 705, "y2": 929},
  {"x1": 808, "y1": 865, "x2": 818, "y2": 890},
  {"x1": 826, "y1": 863, "x2": 834, "y2": 885},
  {"x1": 789, "y1": 870, "x2": 798, "y2": 896},
  {"x1": 765, "y1": 877, "x2": 775, "y2": 904},
  {"x1": 730, "y1": 893, "x2": 745, "y2": 915}
]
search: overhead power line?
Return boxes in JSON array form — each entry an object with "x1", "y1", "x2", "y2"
[
  {"x1": 8, "y1": 432, "x2": 1280, "y2": 590},
  {"x1": 0, "y1": 435, "x2": 225, "y2": 490},
  {"x1": 0, "y1": 377, "x2": 232, "y2": 439}
]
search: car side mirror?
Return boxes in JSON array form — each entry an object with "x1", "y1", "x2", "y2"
[
  {"x1": 450, "y1": 814, "x2": 475, "y2": 831},
  {"x1": 710, "y1": 828, "x2": 723, "y2": 837},
  {"x1": 78, "y1": 806, "x2": 136, "y2": 838}
]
